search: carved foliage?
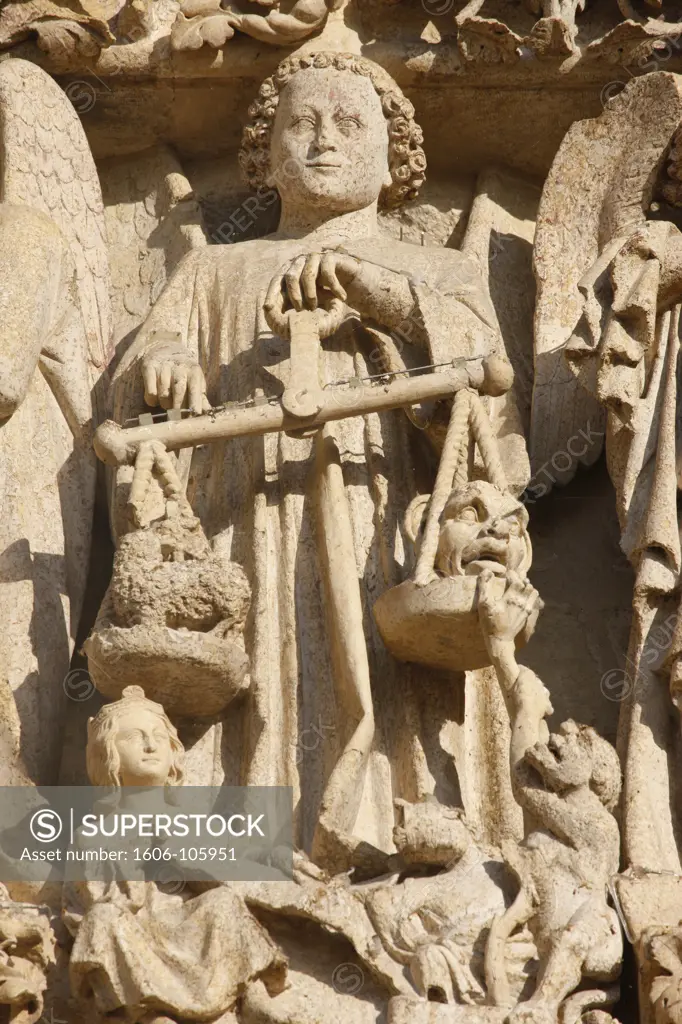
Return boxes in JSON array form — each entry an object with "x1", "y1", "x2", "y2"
[{"x1": 0, "y1": 1, "x2": 115, "y2": 58}]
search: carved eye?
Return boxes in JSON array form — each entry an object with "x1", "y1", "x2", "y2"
[
  {"x1": 507, "y1": 515, "x2": 523, "y2": 536},
  {"x1": 457, "y1": 506, "x2": 478, "y2": 523},
  {"x1": 291, "y1": 116, "x2": 316, "y2": 132},
  {"x1": 336, "y1": 116, "x2": 361, "y2": 132}
]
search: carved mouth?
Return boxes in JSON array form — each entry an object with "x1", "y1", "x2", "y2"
[
  {"x1": 306, "y1": 162, "x2": 343, "y2": 169},
  {"x1": 461, "y1": 539, "x2": 509, "y2": 576}
]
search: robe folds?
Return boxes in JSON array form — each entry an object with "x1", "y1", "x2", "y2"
[
  {"x1": 64, "y1": 878, "x2": 285, "y2": 1020},
  {"x1": 114, "y1": 232, "x2": 503, "y2": 862}
]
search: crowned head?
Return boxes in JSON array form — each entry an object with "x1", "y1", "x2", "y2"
[{"x1": 86, "y1": 686, "x2": 184, "y2": 788}]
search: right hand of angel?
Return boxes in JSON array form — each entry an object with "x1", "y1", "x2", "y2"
[{"x1": 141, "y1": 343, "x2": 210, "y2": 415}]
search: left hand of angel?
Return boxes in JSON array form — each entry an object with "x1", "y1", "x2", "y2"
[
  {"x1": 265, "y1": 250, "x2": 413, "y2": 327},
  {"x1": 266, "y1": 251, "x2": 360, "y2": 314}
]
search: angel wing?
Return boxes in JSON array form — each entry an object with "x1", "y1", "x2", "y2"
[
  {"x1": 0, "y1": 58, "x2": 112, "y2": 381},
  {"x1": 531, "y1": 72, "x2": 682, "y2": 490},
  {"x1": 460, "y1": 164, "x2": 541, "y2": 495},
  {"x1": 98, "y1": 144, "x2": 206, "y2": 354}
]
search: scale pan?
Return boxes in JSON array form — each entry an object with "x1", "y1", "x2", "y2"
[
  {"x1": 85, "y1": 607, "x2": 249, "y2": 719},
  {"x1": 373, "y1": 574, "x2": 528, "y2": 673}
]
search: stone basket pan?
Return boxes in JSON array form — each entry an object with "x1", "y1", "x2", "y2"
[
  {"x1": 373, "y1": 573, "x2": 521, "y2": 673},
  {"x1": 373, "y1": 387, "x2": 527, "y2": 673},
  {"x1": 84, "y1": 593, "x2": 249, "y2": 719}
]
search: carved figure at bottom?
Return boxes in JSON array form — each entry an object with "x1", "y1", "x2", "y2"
[
  {"x1": 62, "y1": 686, "x2": 286, "y2": 1024},
  {"x1": 0, "y1": 889, "x2": 55, "y2": 1024}
]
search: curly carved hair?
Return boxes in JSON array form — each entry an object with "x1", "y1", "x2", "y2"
[{"x1": 239, "y1": 51, "x2": 426, "y2": 210}]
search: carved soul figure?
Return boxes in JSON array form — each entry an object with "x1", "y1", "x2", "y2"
[
  {"x1": 0, "y1": 58, "x2": 112, "y2": 782},
  {"x1": 113, "y1": 51, "x2": 510, "y2": 874},
  {"x1": 479, "y1": 574, "x2": 622, "y2": 1023},
  {"x1": 63, "y1": 686, "x2": 286, "y2": 1024}
]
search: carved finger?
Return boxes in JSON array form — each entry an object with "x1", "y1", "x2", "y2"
[
  {"x1": 143, "y1": 360, "x2": 160, "y2": 407},
  {"x1": 505, "y1": 570, "x2": 524, "y2": 595},
  {"x1": 284, "y1": 256, "x2": 307, "y2": 311},
  {"x1": 319, "y1": 252, "x2": 347, "y2": 301},
  {"x1": 158, "y1": 362, "x2": 173, "y2": 409},
  {"x1": 171, "y1": 365, "x2": 189, "y2": 410},
  {"x1": 477, "y1": 569, "x2": 496, "y2": 612},
  {"x1": 264, "y1": 269, "x2": 286, "y2": 319},
  {"x1": 300, "y1": 253, "x2": 321, "y2": 309},
  {"x1": 188, "y1": 365, "x2": 209, "y2": 416},
  {"x1": 523, "y1": 582, "x2": 541, "y2": 610}
]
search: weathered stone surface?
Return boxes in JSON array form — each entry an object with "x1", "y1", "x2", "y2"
[
  {"x1": 0, "y1": 6, "x2": 666, "y2": 1022},
  {"x1": 0, "y1": 58, "x2": 110, "y2": 783}
]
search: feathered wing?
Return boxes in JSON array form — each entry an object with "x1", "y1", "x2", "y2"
[
  {"x1": 531, "y1": 72, "x2": 682, "y2": 490},
  {"x1": 99, "y1": 145, "x2": 207, "y2": 534},
  {"x1": 98, "y1": 145, "x2": 206, "y2": 355},
  {"x1": 459, "y1": 165, "x2": 541, "y2": 495},
  {"x1": 0, "y1": 58, "x2": 112, "y2": 380}
]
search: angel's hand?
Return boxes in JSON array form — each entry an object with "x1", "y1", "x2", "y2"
[
  {"x1": 266, "y1": 251, "x2": 413, "y2": 328},
  {"x1": 141, "y1": 344, "x2": 210, "y2": 415},
  {"x1": 267, "y1": 251, "x2": 359, "y2": 314}
]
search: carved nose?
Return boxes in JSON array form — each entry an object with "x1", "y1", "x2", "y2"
[
  {"x1": 316, "y1": 124, "x2": 338, "y2": 151},
  {"x1": 488, "y1": 518, "x2": 510, "y2": 538}
]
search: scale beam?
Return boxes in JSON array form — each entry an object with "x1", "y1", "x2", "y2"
[{"x1": 94, "y1": 354, "x2": 513, "y2": 468}]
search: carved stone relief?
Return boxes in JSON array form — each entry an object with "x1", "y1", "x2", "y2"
[{"x1": 0, "y1": 7, "x2": 661, "y2": 1024}]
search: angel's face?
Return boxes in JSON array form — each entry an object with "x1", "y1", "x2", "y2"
[
  {"x1": 269, "y1": 68, "x2": 392, "y2": 213},
  {"x1": 435, "y1": 481, "x2": 531, "y2": 578}
]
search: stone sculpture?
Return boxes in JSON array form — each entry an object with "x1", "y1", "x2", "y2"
[
  {"x1": 3, "y1": 0, "x2": 676, "y2": 66},
  {"x1": 0, "y1": 57, "x2": 111, "y2": 783},
  {"x1": 365, "y1": 799, "x2": 528, "y2": 1007},
  {"x1": 170, "y1": 0, "x2": 342, "y2": 49},
  {"x1": 532, "y1": 69, "x2": 682, "y2": 1024},
  {"x1": 481, "y1": 576, "x2": 622, "y2": 1023},
  {"x1": 0, "y1": 890, "x2": 55, "y2": 1024},
  {"x1": 84, "y1": 445, "x2": 252, "y2": 716},
  {"x1": 63, "y1": 685, "x2": 287, "y2": 1024},
  {"x1": 0, "y1": 24, "x2": 644, "y2": 1024},
  {"x1": 109, "y1": 50, "x2": 521, "y2": 878}
]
